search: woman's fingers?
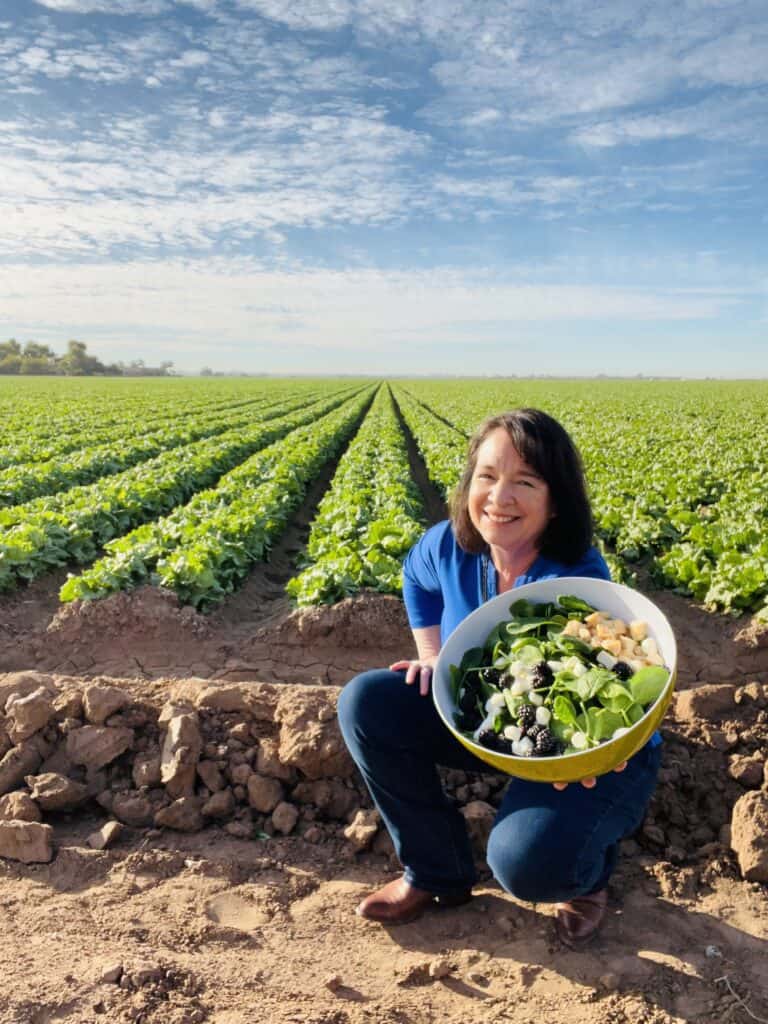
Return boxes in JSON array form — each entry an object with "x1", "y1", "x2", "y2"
[
  {"x1": 419, "y1": 665, "x2": 432, "y2": 697},
  {"x1": 552, "y1": 761, "x2": 628, "y2": 792},
  {"x1": 389, "y1": 659, "x2": 433, "y2": 695},
  {"x1": 553, "y1": 775, "x2": 597, "y2": 791}
]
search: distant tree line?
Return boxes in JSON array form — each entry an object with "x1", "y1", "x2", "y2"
[{"x1": 0, "y1": 339, "x2": 174, "y2": 377}]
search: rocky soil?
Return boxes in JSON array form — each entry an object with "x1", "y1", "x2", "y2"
[{"x1": 0, "y1": 583, "x2": 767, "y2": 1024}]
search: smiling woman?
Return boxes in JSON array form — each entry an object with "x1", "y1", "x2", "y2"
[{"x1": 337, "y1": 407, "x2": 662, "y2": 945}]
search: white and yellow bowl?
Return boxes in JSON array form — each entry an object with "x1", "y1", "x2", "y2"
[{"x1": 433, "y1": 577, "x2": 677, "y2": 783}]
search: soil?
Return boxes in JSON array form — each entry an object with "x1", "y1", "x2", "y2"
[{"x1": 1, "y1": 558, "x2": 768, "y2": 1023}]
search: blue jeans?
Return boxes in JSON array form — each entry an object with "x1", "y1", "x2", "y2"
[{"x1": 337, "y1": 669, "x2": 661, "y2": 901}]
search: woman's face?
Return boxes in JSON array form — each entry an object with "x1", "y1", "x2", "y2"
[{"x1": 468, "y1": 427, "x2": 553, "y2": 555}]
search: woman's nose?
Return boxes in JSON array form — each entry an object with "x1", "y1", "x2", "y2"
[{"x1": 491, "y1": 479, "x2": 517, "y2": 505}]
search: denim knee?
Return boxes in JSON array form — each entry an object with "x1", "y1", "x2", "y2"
[
  {"x1": 337, "y1": 669, "x2": 399, "y2": 754},
  {"x1": 486, "y1": 811, "x2": 601, "y2": 903},
  {"x1": 487, "y1": 828, "x2": 555, "y2": 902}
]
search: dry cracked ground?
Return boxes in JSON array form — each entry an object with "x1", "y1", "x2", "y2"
[{"x1": 0, "y1": 576, "x2": 767, "y2": 1024}]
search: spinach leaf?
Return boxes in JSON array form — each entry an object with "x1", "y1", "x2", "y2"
[
  {"x1": 459, "y1": 646, "x2": 485, "y2": 675},
  {"x1": 586, "y1": 706, "x2": 624, "y2": 740},
  {"x1": 579, "y1": 666, "x2": 616, "y2": 700},
  {"x1": 553, "y1": 694, "x2": 578, "y2": 727},
  {"x1": 557, "y1": 594, "x2": 597, "y2": 615},
  {"x1": 629, "y1": 666, "x2": 669, "y2": 707},
  {"x1": 509, "y1": 598, "x2": 537, "y2": 618}
]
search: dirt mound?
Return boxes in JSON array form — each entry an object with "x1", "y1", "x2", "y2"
[
  {"x1": 275, "y1": 592, "x2": 411, "y2": 648},
  {"x1": 735, "y1": 617, "x2": 768, "y2": 649},
  {"x1": 48, "y1": 587, "x2": 211, "y2": 645}
]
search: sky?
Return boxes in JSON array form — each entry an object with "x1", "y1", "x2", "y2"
[{"x1": 0, "y1": 0, "x2": 766, "y2": 376}]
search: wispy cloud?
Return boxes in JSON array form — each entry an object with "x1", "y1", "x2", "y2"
[
  {"x1": 34, "y1": 0, "x2": 170, "y2": 13},
  {"x1": 573, "y1": 92, "x2": 768, "y2": 148},
  {"x1": 2, "y1": 0, "x2": 766, "y2": 373},
  {"x1": 0, "y1": 259, "x2": 750, "y2": 356}
]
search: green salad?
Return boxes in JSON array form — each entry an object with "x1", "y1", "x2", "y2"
[{"x1": 450, "y1": 594, "x2": 670, "y2": 758}]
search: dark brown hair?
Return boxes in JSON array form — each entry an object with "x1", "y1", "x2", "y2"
[{"x1": 449, "y1": 408, "x2": 594, "y2": 562}]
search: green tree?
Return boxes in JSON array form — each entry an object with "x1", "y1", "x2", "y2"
[
  {"x1": 20, "y1": 356, "x2": 56, "y2": 375},
  {"x1": 59, "y1": 340, "x2": 105, "y2": 376},
  {"x1": 0, "y1": 353, "x2": 22, "y2": 374},
  {"x1": 0, "y1": 339, "x2": 22, "y2": 358},
  {"x1": 22, "y1": 341, "x2": 56, "y2": 361}
]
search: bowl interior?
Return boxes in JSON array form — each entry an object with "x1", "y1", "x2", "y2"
[{"x1": 432, "y1": 577, "x2": 677, "y2": 782}]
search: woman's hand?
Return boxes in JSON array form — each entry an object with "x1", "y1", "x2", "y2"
[
  {"x1": 390, "y1": 657, "x2": 438, "y2": 697},
  {"x1": 552, "y1": 761, "x2": 627, "y2": 791},
  {"x1": 392, "y1": 626, "x2": 442, "y2": 697}
]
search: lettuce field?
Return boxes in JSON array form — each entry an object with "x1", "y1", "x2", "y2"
[{"x1": 2, "y1": 376, "x2": 766, "y2": 620}]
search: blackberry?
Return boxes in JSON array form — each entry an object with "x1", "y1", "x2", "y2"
[
  {"x1": 526, "y1": 723, "x2": 543, "y2": 741},
  {"x1": 531, "y1": 661, "x2": 554, "y2": 687},
  {"x1": 613, "y1": 661, "x2": 634, "y2": 681},
  {"x1": 517, "y1": 704, "x2": 536, "y2": 730},
  {"x1": 534, "y1": 729, "x2": 556, "y2": 755},
  {"x1": 477, "y1": 729, "x2": 504, "y2": 753},
  {"x1": 481, "y1": 667, "x2": 501, "y2": 685}
]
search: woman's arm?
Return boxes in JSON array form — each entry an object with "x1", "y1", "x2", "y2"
[{"x1": 390, "y1": 624, "x2": 442, "y2": 697}]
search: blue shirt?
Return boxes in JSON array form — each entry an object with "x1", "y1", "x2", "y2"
[
  {"x1": 402, "y1": 520, "x2": 662, "y2": 749},
  {"x1": 403, "y1": 520, "x2": 611, "y2": 643}
]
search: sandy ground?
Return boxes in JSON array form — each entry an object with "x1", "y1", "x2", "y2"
[{"x1": 1, "y1": 565, "x2": 768, "y2": 1024}]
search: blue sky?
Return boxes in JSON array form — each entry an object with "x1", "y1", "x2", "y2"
[{"x1": 0, "y1": 0, "x2": 766, "y2": 375}]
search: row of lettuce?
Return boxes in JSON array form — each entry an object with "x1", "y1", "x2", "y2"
[{"x1": 286, "y1": 385, "x2": 425, "y2": 606}]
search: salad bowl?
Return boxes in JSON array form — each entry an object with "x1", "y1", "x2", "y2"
[{"x1": 432, "y1": 577, "x2": 677, "y2": 783}]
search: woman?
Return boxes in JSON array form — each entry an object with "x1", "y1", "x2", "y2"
[{"x1": 337, "y1": 409, "x2": 662, "y2": 945}]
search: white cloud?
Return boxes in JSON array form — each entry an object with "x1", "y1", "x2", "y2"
[
  {"x1": 173, "y1": 48, "x2": 210, "y2": 67},
  {"x1": 0, "y1": 102, "x2": 431, "y2": 259},
  {"x1": 573, "y1": 92, "x2": 768, "y2": 147},
  {"x1": 33, "y1": 0, "x2": 170, "y2": 13},
  {"x1": 234, "y1": 0, "x2": 353, "y2": 31},
  {"x1": 461, "y1": 108, "x2": 502, "y2": 127},
  {"x1": 681, "y1": 26, "x2": 768, "y2": 87},
  {"x1": 0, "y1": 261, "x2": 744, "y2": 366}
]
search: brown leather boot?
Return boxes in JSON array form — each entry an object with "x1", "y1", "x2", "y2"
[
  {"x1": 555, "y1": 888, "x2": 608, "y2": 947},
  {"x1": 356, "y1": 877, "x2": 472, "y2": 925}
]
